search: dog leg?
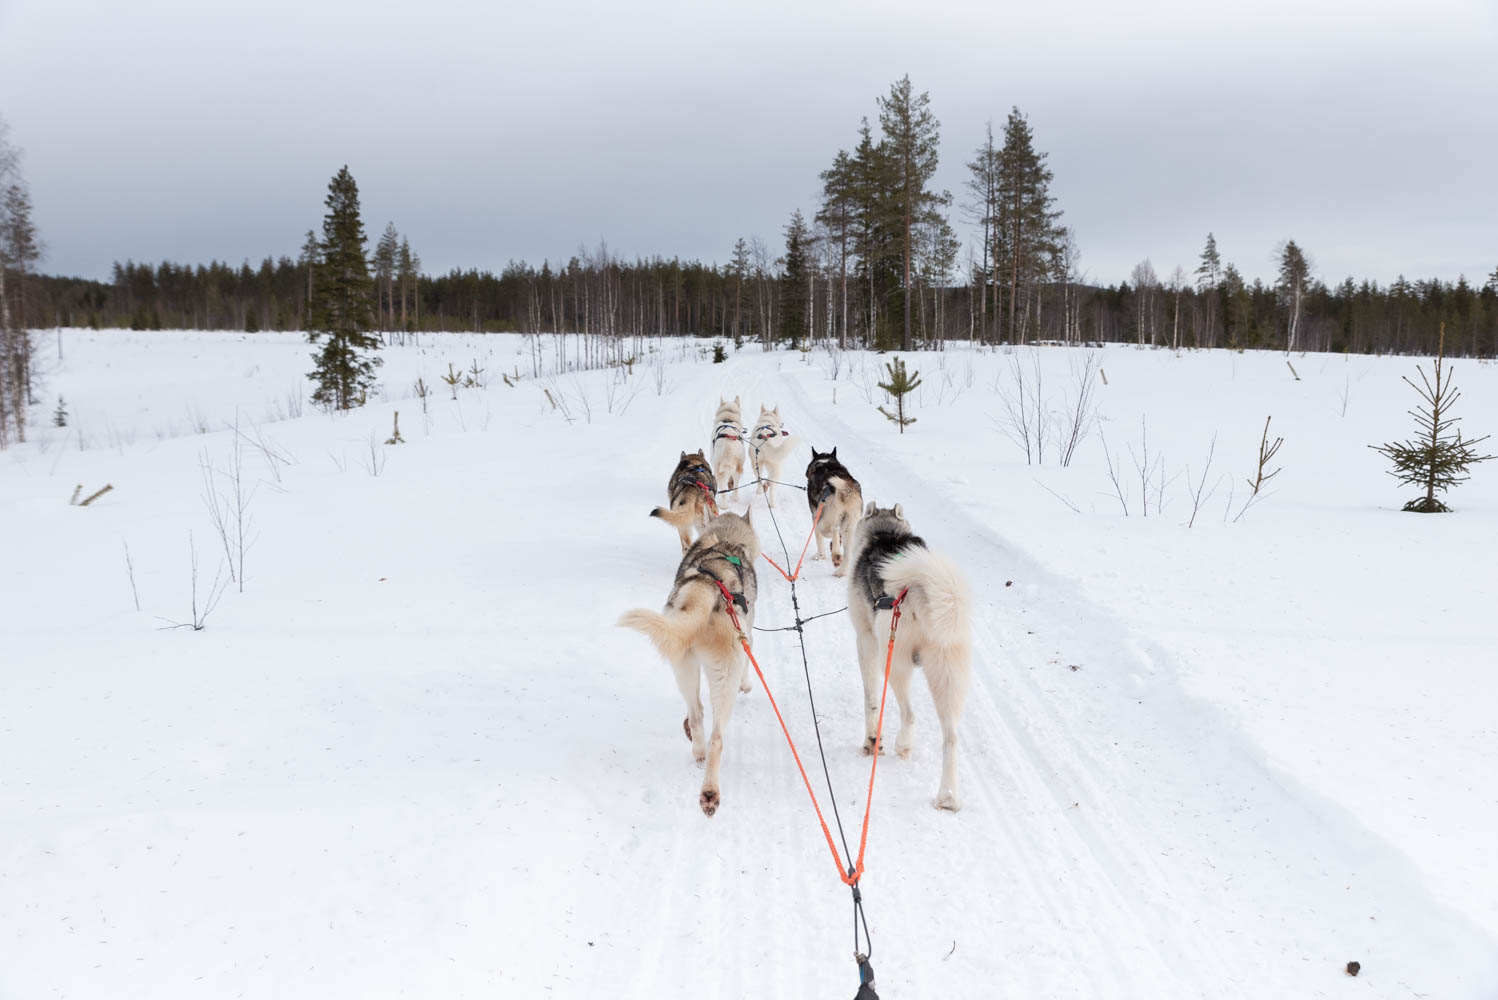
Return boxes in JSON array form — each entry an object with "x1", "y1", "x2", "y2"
[
  {"x1": 891, "y1": 656, "x2": 916, "y2": 759},
  {"x1": 855, "y1": 627, "x2": 882, "y2": 755},
  {"x1": 923, "y1": 644, "x2": 969, "y2": 811},
  {"x1": 672, "y1": 656, "x2": 706, "y2": 762},
  {"x1": 738, "y1": 632, "x2": 754, "y2": 694},
  {"x1": 813, "y1": 524, "x2": 828, "y2": 561},
  {"x1": 700, "y1": 657, "x2": 740, "y2": 816},
  {"x1": 830, "y1": 522, "x2": 845, "y2": 576}
]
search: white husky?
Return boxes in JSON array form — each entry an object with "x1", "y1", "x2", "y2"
[
  {"x1": 710, "y1": 396, "x2": 746, "y2": 497},
  {"x1": 748, "y1": 404, "x2": 796, "y2": 505},
  {"x1": 619, "y1": 512, "x2": 760, "y2": 816},
  {"x1": 846, "y1": 502, "x2": 972, "y2": 811}
]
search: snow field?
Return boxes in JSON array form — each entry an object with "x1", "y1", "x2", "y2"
[{"x1": 2, "y1": 330, "x2": 1496, "y2": 998}]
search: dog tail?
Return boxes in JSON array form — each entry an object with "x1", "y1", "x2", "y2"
[
  {"x1": 618, "y1": 591, "x2": 716, "y2": 663},
  {"x1": 649, "y1": 503, "x2": 696, "y2": 528},
  {"x1": 881, "y1": 548, "x2": 970, "y2": 639}
]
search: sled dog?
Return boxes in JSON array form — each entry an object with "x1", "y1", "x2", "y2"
[
  {"x1": 748, "y1": 404, "x2": 796, "y2": 506},
  {"x1": 618, "y1": 512, "x2": 761, "y2": 816},
  {"x1": 650, "y1": 450, "x2": 718, "y2": 551},
  {"x1": 804, "y1": 447, "x2": 863, "y2": 576},
  {"x1": 846, "y1": 502, "x2": 971, "y2": 811},
  {"x1": 710, "y1": 397, "x2": 746, "y2": 498}
]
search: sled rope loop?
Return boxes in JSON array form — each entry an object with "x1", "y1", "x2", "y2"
[
  {"x1": 708, "y1": 578, "x2": 908, "y2": 891},
  {"x1": 761, "y1": 500, "x2": 825, "y2": 583}
]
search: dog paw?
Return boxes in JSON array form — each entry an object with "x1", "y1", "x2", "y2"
[
  {"x1": 740, "y1": 680, "x2": 753, "y2": 694},
  {"x1": 897, "y1": 744, "x2": 913, "y2": 760},
  {"x1": 832, "y1": 554, "x2": 842, "y2": 567},
  {"x1": 935, "y1": 791, "x2": 962, "y2": 812},
  {"x1": 861, "y1": 736, "x2": 882, "y2": 756},
  {"x1": 699, "y1": 788, "x2": 720, "y2": 816}
]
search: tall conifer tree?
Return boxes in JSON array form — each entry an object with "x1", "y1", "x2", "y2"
[
  {"x1": 996, "y1": 108, "x2": 1063, "y2": 344},
  {"x1": 779, "y1": 210, "x2": 811, "y2": 348},
  {"x1": 878, "y1": 76, "x2": 946, "y2": 351},
  {"x1": 307, "y1": 166, "x2": 378, "y2": 410}
]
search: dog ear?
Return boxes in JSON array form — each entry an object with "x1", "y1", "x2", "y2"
[
  {"x1": 773, "y1": 405, "x2": 780, "y2": 415},
  {"x1": 893, "y1": 503, "x2": 904, "y2": 520},
  {"x1": 680, "y1": 450, "x2": 686, "y2": 459},
  {"x1": 743, "y1": 507, "x2": 753, "y2": 525},
  {"x1": 865, "y1": 501, "x2": 878, "y2": 517},
  {"x1": 734, "y1": 395, "x2": 741, "y2": 407},
  {"x1": 831, "y1": 447, "x2": 838, "y2": 458}
]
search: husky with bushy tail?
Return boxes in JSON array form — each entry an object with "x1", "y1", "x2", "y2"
[
  {"x1": 748, "y1": 404, "x2": 795, "y2": 505},
  {"x1": 619, "y1": 512, "x2": 760, "y2": 816},
  {"x1": 846, "y1": 502, "x2": 971, "y2": 811}
]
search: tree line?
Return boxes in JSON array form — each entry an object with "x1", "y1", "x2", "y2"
[{"x1": 12, "y1": 80, "x2": 1498, "y2": 362}]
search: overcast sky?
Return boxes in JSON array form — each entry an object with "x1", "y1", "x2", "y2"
[{"x1": 2, "y1": 0, "x2": 1495, "y2": 287}]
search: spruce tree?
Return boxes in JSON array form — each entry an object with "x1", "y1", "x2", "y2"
[
  {"x1": 996, "y1": 108, "x2": 1063, "y2": 345},
  {"x1": 779, "y1": 210, "x2": 811, "y2": 348},
  {"x1": 1194, "y1": 233, "x2": 1222, "y2": 347},
  {"x1": 373, "y1": 222, "x2": 399, "y2": 331},
  {"x1": 298, "y1": 229, "x2": 320, "y2": 328},
  {"x1": 877, "y1": 76, "x2": 947, "y2": 351},
  {"x1": 307, "y1": 166, "x2": 379, "y2": 410},
  {"x1": 877, "y1": 356, "x2": 921, "y2": 433},
  {"x1": 1371, "y1": 325, "x2": 1492, "y2": 512}
]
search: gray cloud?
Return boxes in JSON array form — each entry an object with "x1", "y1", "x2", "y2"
[{"x1": 2, "y1": 0, "x2": 1494, "y2": 286}]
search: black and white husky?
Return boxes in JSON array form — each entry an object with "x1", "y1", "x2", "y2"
[
  {"x1": 846, "y1": 503, "x2": 971, "y2": 811},
  {"x1": 805, "y1": 447, "x2": 863, "y2": 576},
  {"x1": 619, "y1": 512, "x2": 760, "y2": 816}
]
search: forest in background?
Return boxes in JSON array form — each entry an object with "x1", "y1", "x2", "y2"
[{"x1": 8, "y1": 80, "x2": 1498, "y2": 360}]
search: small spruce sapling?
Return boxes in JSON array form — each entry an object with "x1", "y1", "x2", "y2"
[
  {"x1": 712, "y1": 343, "x2": 727, "y2": 364},
  {"x1": 441, "y1": 363, "x2": 462, "y2": 400},
  {"x1": 1371, "y1": 324, "x2": 1492, "y2": 512},
  {"x1": 53, "y1": 396, "x2": 67, "y2": 427},
  {"x1": 877, "y1": 356, "x2": 921, "y2": 433}
]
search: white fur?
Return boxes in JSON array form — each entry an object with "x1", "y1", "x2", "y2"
[
  {"x1": 846, "y1": 538, "x2": 972, "y2": 811},
  {"x1": 748, "y1": 404, "x2": 796, "y2": 506},
  {"x1": 710, "y1": 397, "x2": 746, "y2": 497}
]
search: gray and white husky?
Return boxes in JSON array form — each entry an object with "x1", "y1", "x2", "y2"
[
  {"x1": 619, "y1": 512, "x2": 760, "y2": 816},
  {"x1": 748, "y1": 404, "x2": 796, "y2": 506},
  {"x1": 846, "y1": 502, "x2": 971, "y2": 811},
  {"x1": 710, "y1": 397, "x2": 746, "y2": 497},
  {"x1": 650, "y1": 449, "x2": 718, "y2": 551}
]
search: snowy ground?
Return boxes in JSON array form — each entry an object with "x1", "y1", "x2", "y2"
[{"x1": 2, "y1": 330, "x2": 1496, "y2": 998}]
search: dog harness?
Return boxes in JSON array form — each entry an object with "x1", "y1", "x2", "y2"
[{"x1": 713, "y1": 422, "x2": 744, "y2": 443}]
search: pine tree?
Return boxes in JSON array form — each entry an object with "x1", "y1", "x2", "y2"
[
  {"x1": 995, "y1": 108, "x2": 1063, "y2": 345},
  {"x1": 52, "y1": 395, "x2": 66, "y2": 427},
  {"x1": 963, "y1": 121, "x2": 1001, "y2": 341},
  {"x1": 780, "y1": 210, "x2": 812, "y2": 348},
  {"x1": 849, "y1": 118, "x2": 899, "y2": 348},
  {"x1": 373, "y1": 222, "x2": 399, "y2": 331},
  {"x1": 730, "y1": 237, "x2": 751, "y2": 345},
  {"x1": 298, "y1": 229, "x2": 320, "y2": 329},
  {"x1": 307, "y1": 166, "x2": 379, "y2": 411},
  {"x1": 877, "y1": 356, "x2": 921, "y2": 433},
  {"x1": 397, "y1": 237, "x2": 416, "y2": 331},
  {"x1": 1194, "y1": 233, "x2": 1222, "y2": 348},
  {"x1": 878, "y1": 76, "x2": 947, "y2": 351},
  {"x1": 816, "y1": 152, "x2": 856, "y2": 348},
  {"x1": 1371, "y1": 325, "x2": 1492, "y2": 512},
  {"x1": 1276, "y1": 239, "x2": 1311, "y2": 352}
]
